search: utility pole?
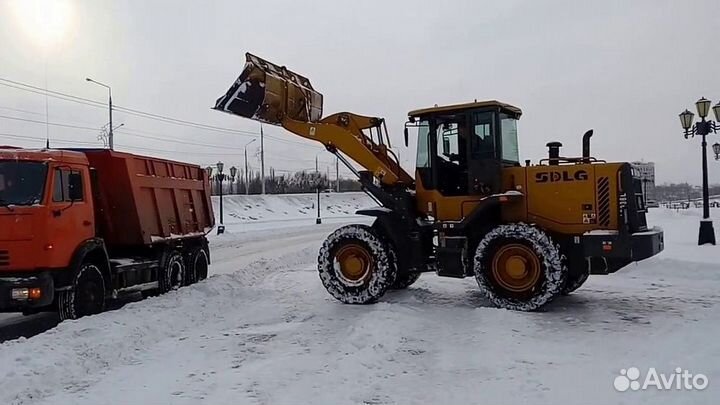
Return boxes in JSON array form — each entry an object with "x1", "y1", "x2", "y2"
[
  {"x1": 245, "y1": 148, "x2": 249, "y2": 195},
  {"x1": 244, "y1": 138, "x2": 256, "y2": 195},
  {"x1": 260, "y1": 124, "x2": 266, "y2": 194},
  {"x1": 336, "y1": 156, "x2": 340, "y2": 192},
  {"x1": 86, "y1": 78, "x2": 113, "y2": 150}
]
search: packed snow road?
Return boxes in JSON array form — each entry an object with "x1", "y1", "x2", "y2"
[{"x1": 0, "y1": 205, "x2": 719, "y2": 405}]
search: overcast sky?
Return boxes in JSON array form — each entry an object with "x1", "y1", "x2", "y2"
[{"x1": 0, "y1": 0, "x2": 719, "y2": 184}]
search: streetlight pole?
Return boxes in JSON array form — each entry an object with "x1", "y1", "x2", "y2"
[
  {"x1": 216, "y1": 161, "x2": 225, "y2": 235},
  {"x1": 244, "y1": 139, "x2": 256, "y2": 195},
  {"x1": 230, "y1": 166, "x2": 238, "y2": 194},
  {"x1": 679, "y1": 97, "x2": 719, "y2": 245},
  {"x1": 86, "y1": 78, "x2": 113, "y2": 150},
  {"x1": 260, "y1": 124, "x2": 266, "y2": 195}
]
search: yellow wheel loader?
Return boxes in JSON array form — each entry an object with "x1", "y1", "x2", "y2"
[{"x1": 214, "y1": 53, "x2": 664, "y2": 311}]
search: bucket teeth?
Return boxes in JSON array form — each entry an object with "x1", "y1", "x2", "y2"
[{"x1": 214, "y1": 53, "x2": 323, "y2": 126}]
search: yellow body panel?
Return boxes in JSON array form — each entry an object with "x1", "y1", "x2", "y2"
[{"x1": 417, "y1": 163, "x2": 625, "y2": 235}]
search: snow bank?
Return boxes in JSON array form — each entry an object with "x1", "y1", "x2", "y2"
[{"x1": 211, "y1": 192, "x2": 376, "y2": 224}]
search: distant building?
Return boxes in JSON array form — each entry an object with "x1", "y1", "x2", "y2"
[{"x1": 631, "y1": 161, "x2": 656, "y2": 202}]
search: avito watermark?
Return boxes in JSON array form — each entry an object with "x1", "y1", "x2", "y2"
[{"x1": 614, "y1": 367, "x2": 709, "y2": 392}]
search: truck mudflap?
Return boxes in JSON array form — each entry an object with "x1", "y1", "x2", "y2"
[
  {"x1": 0, "y1": 272, "x2": 55, "y2": 311},
  {"x1": 581, "y1": 227, "x2": 664, "y2": 274}
]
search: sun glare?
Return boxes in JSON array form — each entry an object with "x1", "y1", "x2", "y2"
[{"x1": 10, "y1": 0, "x2": 74, "y2": 49}]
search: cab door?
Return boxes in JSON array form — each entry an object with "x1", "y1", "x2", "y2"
[{"x1": 46, "y1": 165, "x2": 95, "y2": 268}]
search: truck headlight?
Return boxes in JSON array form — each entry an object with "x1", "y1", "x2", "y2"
[
  {"x1": 10, "y1": 288, "x2": 41, "y2": 301},
  {"x1": 11, "y1": 288, "x2": 29, "y2": 300}
]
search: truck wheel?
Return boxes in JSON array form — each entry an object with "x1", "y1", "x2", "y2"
[
  {"x1": 474, "y1": 223, "x2": 566, "y2": 311},
  {"x1": 58, "y1": 263, "x2": 106, "y2": 321},
  {"x1": 159, "y1": 250, "x2": 185, "y2": 293},
  {"x1": 318, "y1": 224, "x2": 396, "y2": 304},
  {"x1": 185, "y1": 247, "x2": 209, "y2": 285},
  {"x1": 562, "y1": 268, "x2": 590, "y2": 295}
]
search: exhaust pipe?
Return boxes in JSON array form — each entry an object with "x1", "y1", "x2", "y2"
[{"x1": 582, "y1": 129, "x2": 593, "y2": 163}]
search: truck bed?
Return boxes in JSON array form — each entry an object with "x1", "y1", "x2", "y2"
[{"x1": 82, "y1": 150, "x2": 214, "y2": 248}]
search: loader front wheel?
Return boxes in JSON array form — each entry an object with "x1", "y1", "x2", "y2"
[
  {"x1": 318, "y1": 224, "x2": 396, "y2": 304},
  {"x1": 474, "y1": 223, "x2": 566, "y2": 311}
]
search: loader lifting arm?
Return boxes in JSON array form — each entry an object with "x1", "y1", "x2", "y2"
[{"x1": 213, "y1": 53, "x2": 414, "y2": 187}]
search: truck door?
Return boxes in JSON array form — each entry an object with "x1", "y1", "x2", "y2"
[{"x1": 48, "y1": 166, "x2": 95, "y2": 268}]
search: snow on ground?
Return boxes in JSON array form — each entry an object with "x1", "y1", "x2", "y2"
[
  {"x1": 211, "y1": 191, "x2": 374, "y2": 226},
  {"x1": 0, "y1": 202, "x2": 719, "y2": 405}
]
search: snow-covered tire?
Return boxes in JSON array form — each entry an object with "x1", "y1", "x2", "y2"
[
  {"x1": 391, "y1": 272, "x2": 422, "y2": 290},
  {"x1": 318, "y1": 224, "x2": 396, "y2": 304},
  {"x1": 185, "y1": 247, "x2": 209, "y2": 286},
  {"x1": 386, "y1": 243, "x2": 421, "y2": 290},
  {"x1": 562, "y1": 268, "x2": 590, "y2": 295},
  {"x1": 474, "y1": 223, "x2": 566, "y2": 311},
  {"x1": 159, "y1": 250, "x2": 185, "y2": 293},
  {"x1": 58, "y1": 263, "x2": 106, "y2": 321}
]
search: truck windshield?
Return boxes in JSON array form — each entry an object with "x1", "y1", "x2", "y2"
[{"x1": 0, "y1": 161, "x2": 48, "y2": 206}]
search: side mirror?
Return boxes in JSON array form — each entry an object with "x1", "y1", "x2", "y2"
[
  {"x1": 404, "y1": 127, "x2": 409, "y2": 147},
  {"x1": 68, "y1": 172, "x2": 84, "y2": 201}
]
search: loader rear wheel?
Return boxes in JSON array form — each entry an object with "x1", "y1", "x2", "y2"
[
  {"x1": 474, "y1": 223, "x2": 566, "y2": 311},
  {"x1": 318, "y1": 224, "x2": 396, "y2": 304},
  {"x1": 391, "y1": 272, "x2": 422, "y2": 290},
  {"x1": 562, "y1": 268, "x2": 590, "y2": 295},
  {"x1": 386, "y1": 243, "x2": 421, "y2": 290}
]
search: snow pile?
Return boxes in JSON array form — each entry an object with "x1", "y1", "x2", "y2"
[{"x1": 211, "y1": 192, "x2": 376, "y2": 224}]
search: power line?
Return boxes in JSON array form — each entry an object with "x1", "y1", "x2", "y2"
[
  {"x1": 0, "y1": 78, "x2": 107, "y2": 109},
  {"x1": 0, "y1": 105, "x2": 46, "y2": 117},
  {"x1": 0, "y1": 76, "x2": 329, "y2": 149},
  {"x1": 0, "y1": 113, "x2": 100, "y2": 132}
]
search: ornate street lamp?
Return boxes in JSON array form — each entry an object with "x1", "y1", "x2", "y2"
[
  {"x1": 229, "y1": 166, "x2": 238, "y2": 194},
  {"x1": 679, "y1": 97, "x2": 717, "y2": 245},
  {"x1": 713, "y1": 142, "x2": 720, "y2": 160},
  {"x1": 216, "y1": 161, "x2": 225, "y2": 235}
]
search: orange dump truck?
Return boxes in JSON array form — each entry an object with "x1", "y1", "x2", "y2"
[{"x1": 0, "y1": 146, "x2": 214, "y2": 320}]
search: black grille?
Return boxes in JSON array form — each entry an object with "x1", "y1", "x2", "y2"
[
  {"x1": 598, "y1": 177, "x2": 611, "y2": 227},
  {"x1": 0, "y1": 250, "x2": 8, "y2": 266}
]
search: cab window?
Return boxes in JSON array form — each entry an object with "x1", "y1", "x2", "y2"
[
  {"x1": 471, "y1": 112, "x2": 495, "y2": 159},
  {"x1": 52, "y1": 168, "x2": 84, "y2": 202},
  {"x1": 500, "y1": 114, "x2": 520, "y2": 163}
]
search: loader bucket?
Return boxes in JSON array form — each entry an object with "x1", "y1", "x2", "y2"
[{"x1": 214, "y1": 53, "x2": 323, "y2": 126}]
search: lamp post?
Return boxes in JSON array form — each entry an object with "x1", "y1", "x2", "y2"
[
  {"x1": 205, "y1": 166, "x2": 213, "y2": 192},
  {"x1": 679, "y1": 97, "x2": 719, "y2": 245},
  {"x1": 244, "y1": 139, "x2": 256, "y2": 195},
  {"x1": 229, "y1": 166, "x2": 237, "y2": 194},
  {"x1": 85, "y1": 78, "x2": 114, "y2": 150},
  {"x1": 216, "y1": 161, "x2": 225, "y2": 235},
  {"x1": 713, "y1": 142, "x2": 720, "y2": 160}
]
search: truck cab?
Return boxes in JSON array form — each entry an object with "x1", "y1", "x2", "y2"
[{"x1": 0, "y1": 148, "x2": 93, "y2": 310}]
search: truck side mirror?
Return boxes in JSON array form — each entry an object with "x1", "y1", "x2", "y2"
[{"x1": 404, "y1": 127, "x2": 409, "y2": 147}]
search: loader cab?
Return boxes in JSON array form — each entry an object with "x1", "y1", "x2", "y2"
[{"x1": 408, "y1": 100, "x2": 522, "y2": 200}]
